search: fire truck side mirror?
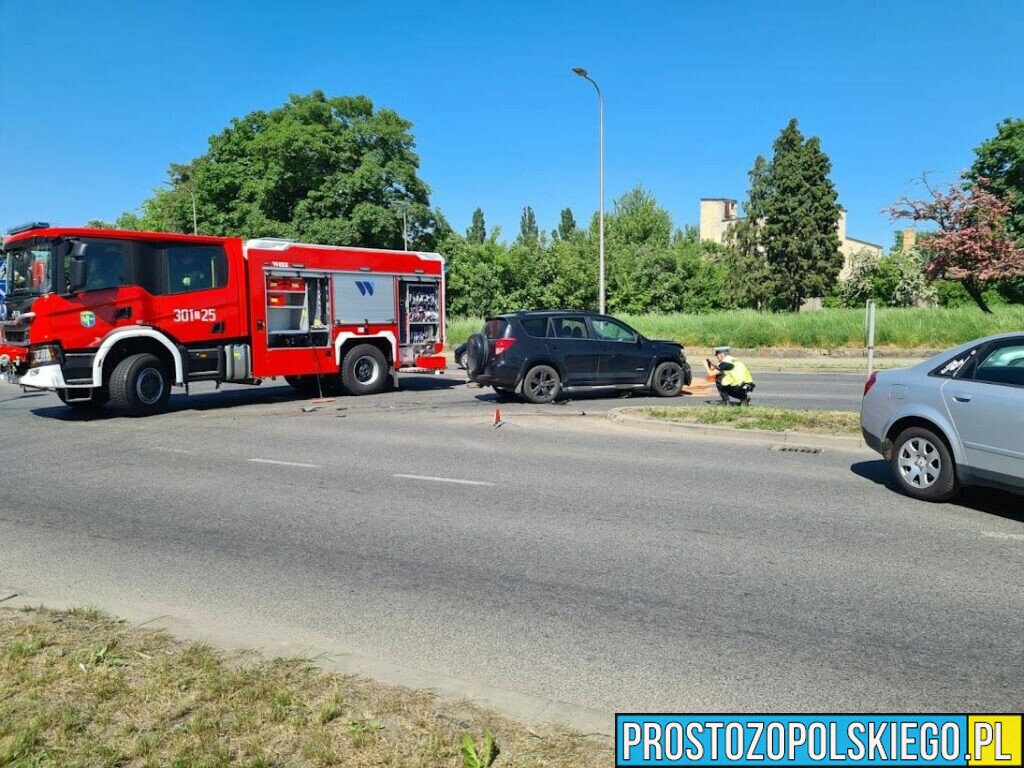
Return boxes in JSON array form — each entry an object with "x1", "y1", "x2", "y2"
[{"x1": 69, "y1": 258, "x2": 88, "y2": 293}]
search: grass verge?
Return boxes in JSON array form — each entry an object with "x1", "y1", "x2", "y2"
[
  {"x1": 630, "y1": 405, "x2": 861, "y2": 436},
  {"x1": 0, "y1": 607, "x2": 608, "y2": 767},
  {"x1": 447, "y1": 306, "x2": 1024, "y2": 349}
]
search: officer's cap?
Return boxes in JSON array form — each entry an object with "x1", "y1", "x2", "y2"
[{"x1": 713, "y1": 346, "x2": 731, "y2": 355}]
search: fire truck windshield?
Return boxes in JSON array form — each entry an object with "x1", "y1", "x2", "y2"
[{"x1": 3, "y1": 242, "x2": 55, "y2": 295}]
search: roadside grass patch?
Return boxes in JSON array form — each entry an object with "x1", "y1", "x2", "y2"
[
  {"x1": 447, "y1": 306, "x2": 1024, "y2": 349},
  {"x1": 0, "y1": 607, "x2": 609, "y2": 767},
  {"x1": 632, "y1": 405, "x2": 861, "y2": 435}
]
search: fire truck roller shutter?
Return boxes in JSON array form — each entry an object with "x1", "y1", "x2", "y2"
[{"x1": 332, "y1": 274, "x2": 396, "y2": 324}]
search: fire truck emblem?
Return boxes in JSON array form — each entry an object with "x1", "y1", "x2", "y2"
[
  {"x1": 80, "y1": 311, "x2": 96, "y2": 328},
  {"x1": 355, "y1": 281, "x2": 375, "y2": 296}
]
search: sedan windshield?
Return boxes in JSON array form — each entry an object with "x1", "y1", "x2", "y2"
[{"x1": 3, "y1": 242, "x2": 55, "y2": 295}]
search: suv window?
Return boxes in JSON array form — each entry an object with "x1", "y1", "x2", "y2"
[
  {"x1": 483, "y1": 318, "x2": 509, "y2": 339},
  {"x1": 519, "y1": 317, "x2": 549, "y2": 338},
  {"x1": 166, "y1": 245, "x2": 228, "y2": 294},
  {"x1": 550, "y1": 317, "x2": 590, "y2": 339},
  {"x1": 970, "y1": 340, "x2": 1024, "y2": 387},
  {"x1": 591, "y1": 317, "x2": 638, "y2": 343}
]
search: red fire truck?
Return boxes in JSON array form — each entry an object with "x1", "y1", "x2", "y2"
[{"x1": 0, "y1": 223, "x2": 446, "y2": 415}]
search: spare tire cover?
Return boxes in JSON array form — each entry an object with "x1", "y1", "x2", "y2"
[{"x1": 466, "y1": 333, "x2": 488, "y2": 376}]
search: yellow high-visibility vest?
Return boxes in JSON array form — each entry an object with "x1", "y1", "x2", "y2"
[{"x1": 721, "y1": 357, "x2": 754, "y2": 387}]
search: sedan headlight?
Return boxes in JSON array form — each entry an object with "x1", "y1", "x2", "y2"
[{"x1": 29, "y1": 345, "x2": 61, "y2": 367}]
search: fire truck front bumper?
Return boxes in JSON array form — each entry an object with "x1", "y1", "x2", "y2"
[{"x1": 17, "y1": 363, "x2": 67, "y2": 391}]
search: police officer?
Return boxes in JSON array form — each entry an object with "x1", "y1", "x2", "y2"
[{"x1": 706, "y1": 346, "x2": 755, "y2": 406}]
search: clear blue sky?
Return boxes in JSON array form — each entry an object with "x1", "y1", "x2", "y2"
[{"x1": 2, "y1": 1, "x2": 1022, "y2": 248}]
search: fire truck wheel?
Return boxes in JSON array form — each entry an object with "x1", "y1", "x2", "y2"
[
  {"x1": 341, "y1": 344, "x2": 388, "y2": 396},
  {"x1": 109, "y1": 353, "x2": 171, "y2": 415},
  {"x1": 57, "y1": 387, "x2": 109, "y2": 410}
]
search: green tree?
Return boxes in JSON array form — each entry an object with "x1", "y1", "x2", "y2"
[
  {"x1": 517, "y1": 206, "x2": 538, "y2": 246},
  {"x1": 114, "y1": 211, "x2": 145, "y2": 230},
  {"x1": 839, "y1": 248, "x2": 882, "y2": 306},
  {"x1": 726, "y1": 154, "x2": 776, "y2": 309},
  {"x1": 557, "y1": 207, "x2": 577, "y2": 240},
  {"x1": 123, "y1": 91, "x2": 442, "y2": 249},
  {"x1": 442, "y1": 231, "x2": 505, "y2": 317},
  {"x1": 466, "y1": 207, "x2": 486, "y2": 244},
  {"x1": 603, "y1": 187, "x2": 689, "y2": 313},
  {"x1": 761, "y1": 120, "x2": 842, "y2": 311},
  {"x1": 890, "y1": 175, "x2": 1024, "y2": 312},
  {"x1": 84, "y1": 219, "x2": 116, "y2": 229},
  {"x1": 969, "y1": 117, "x2": 1024, "y2": 239}
]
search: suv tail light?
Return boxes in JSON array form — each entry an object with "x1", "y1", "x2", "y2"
[
  {"x1": 494, "y1": 338, "x2": 516, "y2": 356},
  {"x1": 864, "y1": 371, "x2": 878, "y2": 396}
]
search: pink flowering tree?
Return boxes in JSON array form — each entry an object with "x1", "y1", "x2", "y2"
[{"x1": 889, "y1": 175, "x2": 1024, "y2": 312}]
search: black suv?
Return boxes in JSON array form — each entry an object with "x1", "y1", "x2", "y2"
[{"x1": 465, "y1": 310, "x2": 691, "y2": 403}]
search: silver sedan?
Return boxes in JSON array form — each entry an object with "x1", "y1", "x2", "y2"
[{"x1": 860, "y1": 332, "x2": 1024, "y2": 502}]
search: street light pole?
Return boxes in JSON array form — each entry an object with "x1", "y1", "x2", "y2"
[
  {"x1": 390, "y1": 200, "x2": 410, "y2": 250},
  {"x1": 572, "y1": 66, "x2": 605, "y2": 314}
]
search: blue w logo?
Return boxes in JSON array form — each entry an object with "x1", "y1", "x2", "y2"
[{"x1": 355, "y1": 281, "x2": 375, "y2": 296}]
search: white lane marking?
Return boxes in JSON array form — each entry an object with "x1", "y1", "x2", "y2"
[
  {"x1": 981, "y1": 531, "x2": 1024, "y2": 541},
  {"x1": 149, "y1": 447, "x2": 194, "y2": 454},
  {"x1": 250, "y1": 458, "x2": 321, "y2": 469},
  {"x1": 394, "y1": 473, "x2": 494, "y2": 486}
]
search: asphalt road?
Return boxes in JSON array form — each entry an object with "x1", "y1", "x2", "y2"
[{"x1": 1, "y1": 375, "x2": 1021, "y2": 729}]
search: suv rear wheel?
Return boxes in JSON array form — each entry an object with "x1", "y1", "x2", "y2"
[
  {"x1": 890, "y1": 426, "x2": 958, "y2": 502},
  {"x1": 522, "y1": 364, "x2": 561, "y2": 404},
  {"x1": 652, "y1": 361, "x2": 684, "y2": 397}
]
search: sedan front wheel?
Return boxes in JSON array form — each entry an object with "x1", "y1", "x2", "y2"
[{"x1": 890, "y1": 426, "x2": 957, "y2": 502}]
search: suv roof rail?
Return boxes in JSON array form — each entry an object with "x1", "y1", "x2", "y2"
[{"x1": 512, "y1": 308, "x2": 601, "y2": 316}]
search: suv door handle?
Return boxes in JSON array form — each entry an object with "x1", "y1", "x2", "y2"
[{"x1": 953, "y1": 393, "x2": 972, "y2": 403}]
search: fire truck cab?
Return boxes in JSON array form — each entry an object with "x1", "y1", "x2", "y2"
[{"x1": 0, "y1": 224, "x2": 446, "y2": 415}]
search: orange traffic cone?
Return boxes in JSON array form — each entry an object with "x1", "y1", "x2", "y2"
[{"x1": 493, "y1": 408, "x2": 503, "y2": 427}]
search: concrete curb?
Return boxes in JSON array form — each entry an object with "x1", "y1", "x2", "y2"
[{"x1": 607, "y1": 408, "x2": 867, "y2": 451}]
